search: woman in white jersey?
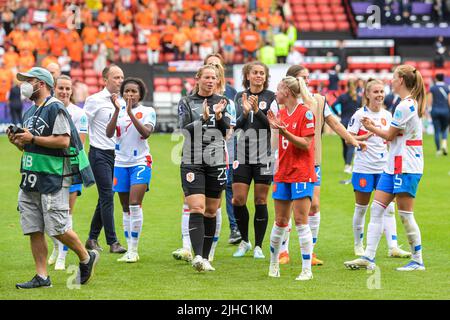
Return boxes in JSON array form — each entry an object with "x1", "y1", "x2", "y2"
[
  {"x1": 345, "y1": 65, "x2": 426, "y2": 271},
  {"x1": 347, "y1": 79, "x2": 411, "y2": 258},
  {"x1": 106, "y1": 78, "x2": 156, "y2": 263},
  {"x1": 48, "y1": 75, "x2": 88, "y2": 271}
]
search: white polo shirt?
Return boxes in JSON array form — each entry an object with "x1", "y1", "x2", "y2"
[{"x1": 84, "y1": 88, "x2": 125, "y2": 150}]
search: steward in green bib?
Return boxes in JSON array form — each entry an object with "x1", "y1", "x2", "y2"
[
  {"x1": 258, "y1": 41, "x2": 277, "y2": 66},
  {"x1": 20, "y1": 95, "x2": 95, "y2": 193},
  {"x1": 8, "y1": 67, "x2": 99, "y2": 289},
  {"x1": 273, "y1": 32, "x2": 290, "y2": 64}
]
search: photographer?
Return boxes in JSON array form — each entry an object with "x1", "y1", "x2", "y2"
[{"x1": 7, "y1": 67, "x2": 98, "y2": 289}]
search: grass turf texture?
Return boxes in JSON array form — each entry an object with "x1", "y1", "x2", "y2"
[{"x1": 0, "y1": 134, "x2": 449, "y2": 300}]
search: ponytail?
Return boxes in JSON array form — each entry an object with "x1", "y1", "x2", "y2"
[
  {"x1": 281, "y1": 76, "x2": 317, "y2": 109},
  {"x1": 348, "y1": 79, "x2": 358, "y2": 102},
  {"x1": 297, "y1": 76, "x2": 317, "y2": 109},
  {"x1": 396, "y1": 64, "x2": 426, "y2": 117}
]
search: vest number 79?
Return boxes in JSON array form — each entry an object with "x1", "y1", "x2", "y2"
[{"x1": 21, "y1": 172, "x2": 37, "y2": 188}]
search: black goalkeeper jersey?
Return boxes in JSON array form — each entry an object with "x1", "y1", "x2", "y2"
[
  {"x1": 178, "y1": 93, "x2": 232, "y2": 166},
  {"x1": 234, "y1": 89, "x2": 278, "y2": 164}
]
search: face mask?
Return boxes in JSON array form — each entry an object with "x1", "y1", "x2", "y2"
[{"x1": 20, "y1": 81, "x2": 39, "y2": 99}]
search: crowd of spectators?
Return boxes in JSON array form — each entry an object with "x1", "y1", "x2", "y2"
[{"x1": 0, "y1": 0, "x2": 302, "y2": 107}]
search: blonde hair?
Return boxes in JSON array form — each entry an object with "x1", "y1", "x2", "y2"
[
  {"x1": 193, "y1": 64, "x2": 219, "y2": 94},
  {"x1": 362, "y1": 78, "x2": 384, "y2": 107},
  {"x1": 210, "y1": 62, "x2": 225, "y2": 95},
  {"x1": 282, "y1": 76, "x2": 317, "y2": 109},
  {"x1": 348, "y1": 79, "x2": 358, "y2": 102},
  {"x1": 395, "y1": 64, "x2": 426, "y2": 117},
  {"x1": 204, "y1": 53, "x2": 226, "y2": 95}
]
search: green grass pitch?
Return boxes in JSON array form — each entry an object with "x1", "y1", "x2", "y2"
[{"x1": 0, "y1": 134, "x2": 449, "y2": 300}]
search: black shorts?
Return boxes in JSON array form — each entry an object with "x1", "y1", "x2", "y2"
[
  {"x1": 232, "y1": 161, "x2": 273, "y2": 185},
  {"x1": 181, "y1": 164, "x2": 228, "y2": 199}
]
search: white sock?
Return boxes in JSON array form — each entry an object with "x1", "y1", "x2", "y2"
[
  {"x1": 51, "y1": 236, "x2": 59, "y2": 253},
  {"x1": 398, "y1": 210, "x2": 423, "y2": 264},
  {"x1": 296, "y1": 224, "x2": 313, "y2": 270},
  {"x1": 364, "y1": 200, "x2": 386, "y2": 260},
  {"x1": 384, "y1": 202, "x2": 398, "y2": 249},
  {"x1": 57, "y1": 215, "x2": 72, "y2": 260},
  {"x1": 181, "y1": 204, "x2": 191, "y2": 250},
  {"x1": 123, "y1": 211, "x2": 131, "y2": 251},
  {"x1": 353, "y1": 204, "x2": 368, "y2": 246},
  {"x1": 209, "y1": 208, "x2": 222, "y2": 259},
  {"x1": 308, "y1": 211, "x2": 320, "y2": 251},
  {"x1": 129, "y1": 205, "x2": 143, "y2": 253},
  {"x1": 280, "y1": 218, "x2": 291, "y2": 254},
  {"x1": 270, "y1": 223, "x2": 288, "y2": 264}
]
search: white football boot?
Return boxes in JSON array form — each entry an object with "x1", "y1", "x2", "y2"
[
  {"x1": 192, "y1": 255, "x2": 205, "y2": 272},
  {"x1": 295, "y1": 269, "x2": 313, "y2": 281},
  {"x1": 268, "y1": 262, "x2": 280, "y2": 278},
  {"x1": 233, "y1": 241, "x2": 252, "y2": 257},
  {"x1": 344, "y1": 256, "x2": 376, "y2": 270}
]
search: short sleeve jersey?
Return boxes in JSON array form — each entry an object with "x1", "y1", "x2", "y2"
[
  {"x1": 388, "y1": 97, "x2": 423, "y2": 174},
  {"x1": 114, "y1": 105, "x2": 156, "y2": 167},
  {"x1": 347, "y1": 106, "x2": 392, "y2": 174},
  {"x1": 274, "y1": 104, "x2": 316, "y2": 183},
  {"x1": 234, "y1": 89, "x2": 279, "y2": 164},
  {"x1": 66, "y1": 103, "x2": 88, "y2": 135}
]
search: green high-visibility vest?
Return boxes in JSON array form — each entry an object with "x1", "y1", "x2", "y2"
[
  {"x1": 259, "y1": 45, "x2": 277, "y2": 65},
  {"x1": 287, "y1": 25, "x2": 298, "y2": 47},
  {"x1": 21, "y1": 97, "x2": 95, "y2": 194},
  {"x1": 274, "y1": 33, "x2": 290, "y2": 57}
]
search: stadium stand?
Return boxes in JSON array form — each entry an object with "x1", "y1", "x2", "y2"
[{"x1": 0, "y1": 0, "x2": 448, "y2": 131}]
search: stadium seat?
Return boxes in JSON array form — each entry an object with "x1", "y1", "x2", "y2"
[
  {"x1": 70, "y1": 69, "x2": 83, "y2": 78},
  {"x1": 84, "y1": 69, "x2": 98, "y2": 77},
  {"x1": 169, "y1": 85, "x2": 182, "y2": 93},
  {"x1": 167, "y1": 78, "x2": 182, "y2": 86},
  {"x1": 154, "y1": 78, "x2": 168, "y2": 86},
  {"x1": 308, "y1": 14, "x2": 321, "y2": 22},
  {"x1": 85, "y1": 77, "x2": 98, "y2": 86},
  {"x1": 155, "y1": 85, "x2": 169, "y2": 92},
  {"x1": 311, "y1": 22, "x2": 323, "y2": 31}
]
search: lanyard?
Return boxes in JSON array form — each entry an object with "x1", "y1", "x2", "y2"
[{"x1": 30, "y1": 96, "x2": 53, "y2": 134}]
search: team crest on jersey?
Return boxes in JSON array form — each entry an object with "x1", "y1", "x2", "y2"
[
  {"x1": 186, "y1": 172, "x2": 195, "y2": 183},
  {"x1": 233, "y1": 160, "x2": 239, "y2": 170},
  {"x1": 381, "y1": 118, "x2": 387, "y2": 126},
  {"x1": 305, "y1": 110, "x2": 314, "y2": 120},
  {"x1": 136, "y1": 112, "x2": 143, "y2": 119},
  {"x1": 394, "y1": 110, "x2": 402, "y2": 120},
  {"x1": 259, "y1": 101, "x2": 267, "y2": 110},
  {"x1": 359, "y1": 178, "x2": 367, "y2": 188},
  {"x1": 293, "y1": 123, "x2": 297, "y2": 129}
]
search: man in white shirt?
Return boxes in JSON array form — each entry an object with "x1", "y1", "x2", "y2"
[{"x1": 84, "y1": 64, "x2": 127, "y2": 253}]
